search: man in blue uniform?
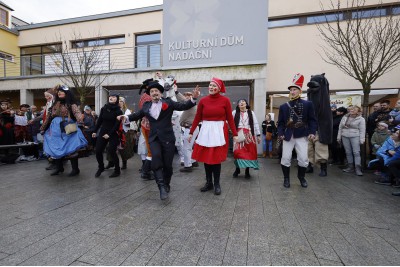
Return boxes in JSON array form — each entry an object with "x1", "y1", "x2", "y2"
[{"x1": 277, "y1": 73, "x2": 318, "y2": 188}]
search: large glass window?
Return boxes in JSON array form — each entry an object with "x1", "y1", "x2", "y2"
[
  {"x1": 393, "y1": 7, "x2": 400, "y2": 15},
  {"x1": 71, "y1": 36, "x2": 125, "y2": 48},
  {"x1": 268, "y1": 18, "x2": 299, "y2": 28},
  {"x1": 307, "y1": 13, "x2": 343, "y2": 24},
  {"x1": 135, "y1": 32, "x2": 161, "y2": 68},
  {"x1": 352, "y1": 8, "x2": 387, "y2": 19},
  {"x1": 20, "y1": 44, "x2": 62, "y2": 75},
  {"x1": 0, "y1": 52, "x2": 14, "y2": 62},
  {"x1": 0, "y1": 8, "x2": 7, "y2": 26}
]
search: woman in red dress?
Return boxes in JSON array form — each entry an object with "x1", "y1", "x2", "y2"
[{"x1": 189, "y1": 77, "x2": 238, "y2": 195}]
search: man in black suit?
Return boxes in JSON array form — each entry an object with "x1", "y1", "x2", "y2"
[{"x1": 118, "y1": 81, "x2": 200, "y2": 200}]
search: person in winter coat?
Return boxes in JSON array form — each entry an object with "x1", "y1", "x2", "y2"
[
  {"x1": 261, "y1": 114, "x2": 276, "y2": 158},
  {"x1": 330, "y1": 106, "x2": 347, "y2": 165},
  {"x1": 337, "y1": 105, "x2": 366, "y2": 176},
  {"x1": 92, "y1": 93, "x2": 123, "y2": 178},
  {"x1": 371, "y1": 122, "x2": 390, "y2": 155},
  {"x1": 389, "y1": 99, "x2": 400, "y2": 128}
]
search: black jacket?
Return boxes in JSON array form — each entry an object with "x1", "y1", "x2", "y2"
[
  {"x1": 94, "y1": 104, "x2": 123, "y2": 135},
  {"x1": 128, "y1": 98, "x2": 195, "y2": 143}
]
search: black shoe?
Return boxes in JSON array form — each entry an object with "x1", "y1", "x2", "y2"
[
  {"x1": 105, "y1": 161, "x2": 114, "y2": 169},
  {"x1": 159, "y1": 185, "x2": 169, "y2": 200},
  {"x1": 374, "y1": 178, "x2": 391, "y2": 186},
  {"x1": 214, "y1": 184, "x2": 221, "y2": 195},
  {"x1": 192, "y1": 162, "x2": 199, "y2": 167},
  {"x1": 306, "y1": 164, "x2": 313, "y2": 173},
  {"x1": 50, "y1": 167, "x2": 64, "y2": 176},
  {"x1": 109, "y1": 170, "x2": 121, "y2": 178},
  {"x1": 95, "y1": 168, "x2": 104, "y2": 178},
  {"x1": 392, "y1": 192, "x2": 400, "y2": 196},
  {"x1": 121, "y1": 160, "x2": 127, "y2": 170},
  {"x1": 319, "y1": 163, "x2": 327, "y2": 177},
  {"x1": 180, "y1": 162, "x2": 184, "y2": 166},
  {"x1": 233, "y1": 168, "x2": 240, "y2": 178},
  {"x1": 283, "y1": 177, "x2": 290, "y2": 188},
  {"x1": 45, "y1": 163, "x2": 56, "y2": 170},
  {"x1": 68, "y1": 169, "x2": 80, "y2": 177},
  {"x1": 180, "y1": 166, "x2": 193, "y2": 172},
  {"x1": 245, "y1": 168, "x2": 251, "y2": 179},
  {"x1": 165, "y1": 184, "x2": 170, "y2": 193},
  {"x1": 141, "y1": 173, "x2": 153, "y2": 180},
  {"x1": 299, "y1": 177, "x2": 308, "y2": 188},
  {"x1": 200, "y1": 183, "x2": 213, "y2": 192}
]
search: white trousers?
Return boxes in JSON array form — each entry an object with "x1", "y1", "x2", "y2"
[
  {"x1": 183, "y1": 126, "x2": 199, "y2": 167},
  {"x1": 281, "y1": 136, "x2": 309, "y2": 167}
]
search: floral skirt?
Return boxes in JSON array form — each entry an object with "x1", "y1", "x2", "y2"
[{"x1": 233, "y1": 128, "x2": 259, "y2": 169}]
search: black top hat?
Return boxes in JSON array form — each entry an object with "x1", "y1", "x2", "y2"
[
  {"x1": 146, "y1": 81, "x2": 164, "y2": 94},
  {"x1": 139, "y1": 78, "x2": 154, "y2": 94}
]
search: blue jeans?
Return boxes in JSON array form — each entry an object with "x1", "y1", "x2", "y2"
[{"x1": 262, "y1": 134, "x2": 273, "y2": 152}]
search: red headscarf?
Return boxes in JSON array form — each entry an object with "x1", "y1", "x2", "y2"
[{"x1": 211, "y1": 77, "x2": 226, "y2": 93}]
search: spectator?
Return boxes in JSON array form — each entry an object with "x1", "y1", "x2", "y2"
[
  {"x1": 261, "y1": 114, "x2": 276, "y2": 158},
  {"x1": 14, "y1": 104, "x2": 31, "y2": 143},
  {"x1": 0, "y1": 98, "x2": 15, "y2": 146},
  {"x1": 389, "y1": 98, "x2": 400, "y2": 128},
  {"x1": 367, "y1": 102, "x2": 382, "y2": 159},
  {"x1": 371, "y1": 122, "x2": 390, "y2": 157},
  {"x1": 337, "y1": 105, "x2": 366, "y2": 176},
  {"x1": 330, "y1": 106, "x2": 347, "y2": 165},
  {"x1": 80, "y1": 105, "x2": 96, "y2": 154}
]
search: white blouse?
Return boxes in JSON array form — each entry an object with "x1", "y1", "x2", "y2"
[{"x1": 232, "y1": 110, "x2": 261, "y2": 136}]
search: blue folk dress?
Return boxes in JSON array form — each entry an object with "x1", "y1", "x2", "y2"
[{"x1": 42, "y1": 102, "x2": 87, "y2": 159}]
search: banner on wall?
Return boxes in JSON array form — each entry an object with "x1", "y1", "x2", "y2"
[{"x1": 330, "y1": 95, "x2": 362, "y2": 108}]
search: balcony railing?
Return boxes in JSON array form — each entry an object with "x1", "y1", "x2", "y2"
[{"x1": 0, "y1": 44, "x2": 162, "y2": 78}]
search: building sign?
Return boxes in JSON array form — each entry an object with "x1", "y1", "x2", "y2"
[
  {"x1": 330, "y1": 95, "x2": 362, "y2": 108},
  {"x1": 162, "y1": 0, "x2": 268, "y2": 69}
]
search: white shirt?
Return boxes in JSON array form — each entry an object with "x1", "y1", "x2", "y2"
[
  {"x1": 149, "y1": 101, "x2": 162, "y2": 120},
  {"x1": 232, "y1": 110, "x2": 261, "y2": 135}
]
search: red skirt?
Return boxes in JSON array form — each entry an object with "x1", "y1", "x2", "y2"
[
  {"x1": 192, "y1": 122, "x2": 229, "y2": 164},
  {"x1": 233, "y1": 128, "x2": 258, "y2": 160}
]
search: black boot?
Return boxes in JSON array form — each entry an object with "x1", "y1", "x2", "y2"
[
  {"x1": 306, "y1": 163, "x2": 314, "y2": 173},
  {"x1": 45, "y1": 160, "x2": 56, "y2": 170},
  {"x1": 109, "y1": 167, "x2": 121, "y2": 178},
  {"x1": 319, "y1": 162, "x2": 327, "y2": 177},
  {"x1": 245, "y1": 167, "x2": 251, "y2": 179},
  {"x1": 213, "y1": 164, "x2": 222, "y2": 195},
  {"x1": 139, "y1": 160, "x2": 145, "y2": 172},
  {"x1": 281, "y1": 164, "x2": 290, "y2": 188},
  {"x1": 298, "y1": 166, "x2": 308, "y2": 188},
  {"x1": 141, "y1": 160, "x2": 153, "y2": 180},
  {"x1": 154, "y1": 170, "x2": 168, "y2": 200},
  {"x1": 233, "y1": 167, "x2": 240, "y2": 177},
  {"x1": 68, "y1": 158, "x2": 80, "y2": 177},
  {"x1": 95, "y1": 164, "x2": 104, "y2": 178},
  {"x1": 50, "y1": 159, "x2": 64, "y2": 176},
  {"x1": 201, "y1": 163, "x2": 214, "y2": 192},
  {"x1": 121, "y1": 160, "x2": 127, "y2": 170},
  {"x1": 105, "y1": 161, "x2": 114, "y2": 169}
]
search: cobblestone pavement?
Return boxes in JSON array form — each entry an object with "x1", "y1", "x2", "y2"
[{"x1": 0, "y1": 154, "x2": 400, "y2": 266}]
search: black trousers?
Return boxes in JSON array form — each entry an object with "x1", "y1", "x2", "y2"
[
  {"x1": 95, "y1": 133, "x2": 120, "y2": 169},
  {"x1": 149, "y1": 137, "x2": 175, "y2": 185},
  {"x1": 387, "y1": 159, "x2": 400, "y2": 180}
]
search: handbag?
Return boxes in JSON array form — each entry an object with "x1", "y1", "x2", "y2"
[
  {"x1": 266, "y1": 132, "x2": 273, "y2": 141},
  {"x1": 64, "y1": 113, "x2": 78, "y2": 135},
  {"x1": 237, "y1": 129, "x2": 245, "y2": 143}
]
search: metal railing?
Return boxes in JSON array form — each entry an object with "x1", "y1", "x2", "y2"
[{"x1": 0, "y1": 44, "x2": 162, "y2": 78}]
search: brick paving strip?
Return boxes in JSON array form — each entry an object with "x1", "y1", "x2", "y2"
[{"x1": 0, "y1": 155, "x2": 400, "y2": 265}]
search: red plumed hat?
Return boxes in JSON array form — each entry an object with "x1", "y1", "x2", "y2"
[{"x1": 288, "y1": 73, "x2": 304, "y2": 90}]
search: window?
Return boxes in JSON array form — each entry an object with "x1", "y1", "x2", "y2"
[
  {"x1": 0, "y1": 8, "x2": 7, "y2": 26},
  {"x1": 307, "y1": 13, "x2": 343, "y2": 24},
  {"x1": 71, "y1": 36, "x2": 125, "y2": 48},
  {"x1": 393, "y1": 7, "x2": 400, "y2": 15},
  {"x1": 0, "y1": 52, "x2": 14, "y2": 62},
  {"x1": 20, "y1": 44, "x2": 62, "y2": 75},
  {"x1": 135, "y1": 32, "x2": 161, "y2": 68},
  {"x1": 268, "y1": 18, "x2": 300, "y2": 28},
  {"x1": 352, "y1": 8, "x2": 387, "y2": 19}
]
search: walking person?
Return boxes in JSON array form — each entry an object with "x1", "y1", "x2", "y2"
[
  {"x1": 40, "y1": 85, "x2": 87, "y2": 176},
  {"x1": 188, "y1": 77, "x2": 239, "y2": 195},
  {"x1": 92, "y1": 93, "x2": 123, "y2": 178},
  {"x1": 232, "y1": 99, "x2": 261, "y2": 178},
  {"x1": 337, "y1": 105, "x2": 366, "y2": 176},
  {"x1": 261, "y1": 114, "x2": 276, "y2": 158},
  {"x1": 118, "y1": 81, "x2": 199, "y2": 200},
  {"x1": 277, "y1": 73, "x2": 317, "y2": 188},
  {"x1": 330, "y1": 107, "x2": 347, "y2": 165}
]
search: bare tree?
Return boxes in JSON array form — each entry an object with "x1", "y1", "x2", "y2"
[
  {"x1": 317, "y1": 0, "x2": 400, "y2": 116},
  {"x1": 48, "y1": 31, "x2": 111, "y2": 105}
]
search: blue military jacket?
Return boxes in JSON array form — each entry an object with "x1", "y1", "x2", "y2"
[{"x1": 277, "y1": 98, "x2": 317, "y2": 141}]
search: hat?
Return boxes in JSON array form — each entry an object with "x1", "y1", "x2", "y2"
[
  {"x1": 139, "y1": 78, "x2": 154, "y2": 94},
  {"x1": 331, "y1": 104, "x2": 337, "y2": 109},
  {"x1": 84, "y1": 105, "x2": 91, "y2": 111},
  {"x1": 20, "y1": 104, "x2": 30, "y2": 109},
  {"x1": 288, "y1": 73, "x2": 304, "y2": 90},
  {"x1": 109, "y1": 92, "x2": 120, "y2": 102},
  {"x1": 0, "y1": 98, "x2": 11, "y2": 104},
  {"x1": 57, "y1": 84, "x2": 69, "y2": 92},
  {"x1": 378, "y1": 122, "x2": 388, "y2": 128},
  {"x1": 146, "y1": 81, "x2": 164, "y2": 94},
  {"x1": 211, "y1": 77, "x2": 226, "y2": 93}
]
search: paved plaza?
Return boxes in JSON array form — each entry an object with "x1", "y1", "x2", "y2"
[{"x1": 0, "y1": 154, "x2": 400, "y2": 266}]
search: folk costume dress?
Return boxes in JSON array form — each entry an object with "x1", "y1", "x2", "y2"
[
  {"x1": 41, "y1": 102, "x2": 87, "y2": 159},
  {"x1": 232, "y1": 109, "x2": 261, "y2": 169},
  {"x1": 190, "y1": 93, "x2": 238, "y2": 164}
]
